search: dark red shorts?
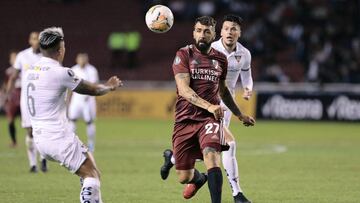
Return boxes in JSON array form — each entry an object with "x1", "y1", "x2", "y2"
[
  {"x1": 172, "y1": 118, "x2": 226, "y2": 170},
  {"x1": 5, "y1": 88, "x2": 20, "y2": 119}
]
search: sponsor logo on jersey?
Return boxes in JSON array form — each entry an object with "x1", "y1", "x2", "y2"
[{"x1": 212, "y1": 59, "x2": 219, "y2": 69}]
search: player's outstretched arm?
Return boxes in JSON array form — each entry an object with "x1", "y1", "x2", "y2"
[
  {"x1": 175, "y1": 73, "x2": 223, "y2": 120},
  {"x1": 219, "y1": 79, "x2": 255, "y2": 126},
  {"x1": 73, "y1": 76, "x2": 122, "y2": 96}
]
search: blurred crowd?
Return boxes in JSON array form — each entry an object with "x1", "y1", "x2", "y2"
[{"x1": 145, "y1": 0, "x2": 360, "y2": 83}]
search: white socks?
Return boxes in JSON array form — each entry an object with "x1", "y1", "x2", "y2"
[
  {"x1": 222, "y1": 141, "x2": 242, "y2": 196},
  {"x1": 25, "y1": 135, "x2": 37, "y2": 167},
  {"x1": 80, "y1": 177, "x2": 102, "y2": 203},
  {"x1": 170, "y1": 154, "x2": 175, "y2": 165},
  {"x1": 87, "y1": 123, "x2": 96, "y2": 152}
]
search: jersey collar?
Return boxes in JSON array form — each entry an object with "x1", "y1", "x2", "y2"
[{"x1": 40, "y1": 56, "x2": 61, "y2": 66}]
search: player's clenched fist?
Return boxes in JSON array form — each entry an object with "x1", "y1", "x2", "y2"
[
  {"x1": 207, "y1": 104, "x2": 224, "y2": 120},
  {"x1": 106, "y1": 76, "x2": 123, "y2": 90}
]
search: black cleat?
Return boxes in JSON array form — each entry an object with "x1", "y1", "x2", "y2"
[
  {"x1": 234, "y1": 192, "x2": 252, "y2": 203},
  {"x1": 41, "y1": 159, "x2": 48, "y2": 173},
  {"x1": 160, "y1": 149, "x2": 174, "y2": 180},
  {"x1": 29, "y1": 165, "x2": 38, "y2": 173}
]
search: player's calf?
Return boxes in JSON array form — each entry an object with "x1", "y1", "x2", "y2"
[
  {"x1": 203, "y1": 147, "x2": 223, "y2": 203},
  {"x1": 76, "y1": 155, "x2": 102, "y2": 203}
]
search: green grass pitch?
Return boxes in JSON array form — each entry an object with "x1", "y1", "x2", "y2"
[{"x1": 0, "y1": 117, "x2": 359, "y2": 203}]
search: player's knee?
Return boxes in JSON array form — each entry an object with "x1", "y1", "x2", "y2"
[
  {"x1": 178, "y1": 175, "x2": 192, "y2": 184},
  {"x1": 203, "y1": 147, "x2": 218, "y2": 158},
  {"x1": 176, "y1": 171, "x2": 193, "y2": 184}
]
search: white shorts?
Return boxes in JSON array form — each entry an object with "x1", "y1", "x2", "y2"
[
  {"x1": 20, "y1": 94, "x2": 32, "y2": 128},
  {"x1": 68, "y1": 99, "x2": 96, "y2": 123},
  {"x1": 34, "y1": 134, "x2": 88, "y2": 173},
  {"x1": 220, "y1": 100, "x2": 232, "y2": 128}
]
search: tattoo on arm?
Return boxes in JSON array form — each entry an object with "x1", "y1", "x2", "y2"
[
  {"x1": 73, "y1": 80, "x2": 111, "y2": 96},
  {"x1": 189, "y1": 94, "x2": 199, "y2": 103},
  {"x1": 175, "y1": 73, "x2": 211, "y2": 110}
]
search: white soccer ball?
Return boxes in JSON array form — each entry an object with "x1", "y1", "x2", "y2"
[{"x1": 145, "y1": 5, "x2": 174, "y2": 33}]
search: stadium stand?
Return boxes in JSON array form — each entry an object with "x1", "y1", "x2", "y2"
[{"x1": 0, "y1": 0, "x2": 359, "y2": 83}]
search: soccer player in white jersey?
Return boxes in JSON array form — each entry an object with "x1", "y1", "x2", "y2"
[
  {"x1": 25, "y1": 27, "x2": 122, "y2": 203},
  {"x1": 68, "y1": 53, "x2": 99, "y2": 152},
  {"x1": 6, "y1": 32, "x2": 48, "y2": 173},
  {"x1": 160, "y1": 15, "x2": 253, "y2": 203}
]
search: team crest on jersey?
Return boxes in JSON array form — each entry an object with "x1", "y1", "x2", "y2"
[
  {"x1": 67, "y1": 69, "x2": 75, "y2": 77},
  {"x1": 212, "y1": 59, "x2": 219, "y2": 69},
  {"x1": 173, "y1": 56, "x2": 181, "y2": 65},
  {"x1": 235, "y1": 55, "x2": 241, "y2": 63}
]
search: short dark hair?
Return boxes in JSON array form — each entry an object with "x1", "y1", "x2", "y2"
[
  {"x1": 223, "y1": 14, "x2": 243, "y2": 27},
  {"x1": 195, "y1": 16, "x2": 216, "y2": 27},
  {"x1": 39, "y1": 27, "x2": 64, "y2": 55}
]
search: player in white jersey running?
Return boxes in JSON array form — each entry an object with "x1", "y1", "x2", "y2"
[
  {"x1": 6, "y1": 32, "x2": 48, "y2": 173},
  {"x1": 160, "y1": 15, "x2": 254, "y2": 203},
  {"x1": 68, "y1": 53, "x2": 99, "y2": 152},
  {"x1": 25, "y1": 27, "x2": 122, "y2": 203}
]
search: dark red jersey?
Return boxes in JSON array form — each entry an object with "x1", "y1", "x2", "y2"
[{"x1": 172, "y1": 44, "x2": 228, "y2": 122}]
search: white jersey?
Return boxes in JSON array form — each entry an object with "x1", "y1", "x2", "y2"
[
  {"x1": 211, "y1": 39, "x2": 253, "y2": 95},
  {"x1": 13, "y1": 47, "x2": 42, "y2": 127},
  {"x1": 24, "y1": 57, "x2": 81, "y2": 140},
  {"x1": 212, "y1": 39, "x2": 253, "y2": 127},
  {"x1": 70, "y1": 64, "x2": 99, "y2": 103},
  {"x1": 14, "y1": 47, "x2": 42, "y2": 88}
]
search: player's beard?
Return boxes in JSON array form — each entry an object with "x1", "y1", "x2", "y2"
[{"x1": 195, "y1": 40, "x2": 211, "y2": 53}]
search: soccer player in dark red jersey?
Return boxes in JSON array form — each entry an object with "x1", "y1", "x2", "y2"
[
  {"x1": 2, "y1": 50, "x2": 21, "y2": 147},
  {"x1": 170, "y1": 16, "x2": 255, "y2": 203}
]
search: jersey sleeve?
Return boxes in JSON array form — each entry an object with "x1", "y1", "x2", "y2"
[
  {"x1": 240, "y1": 51, "x2": 253, "y2": 90},
  {"x1": 59, "y1": 68, "x2": 82, "y2": 90},
  {"x1": 172, "y1": 49, "x2": 189, "y2": 75}
]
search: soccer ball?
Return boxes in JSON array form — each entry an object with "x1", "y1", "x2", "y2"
[{"x1": 145, "y1": 5, "x2": 174, "y2": 33}]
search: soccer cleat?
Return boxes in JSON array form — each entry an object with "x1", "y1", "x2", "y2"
[
  {"x1": 160, "y1": 149, "x2": 174, "y2": 180},
  {"x1": 233, "y1": 192, "x2": 252, "y2": 203},
  {"x1": 41, "y1": 159, "x2": 48, "y2": 173},
  {"x1": 29, "y1": 165, "x2": 38, "y2": 173},
  {"x1": 183, "y1": 175, "x2": 207, "y2": 199}
]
